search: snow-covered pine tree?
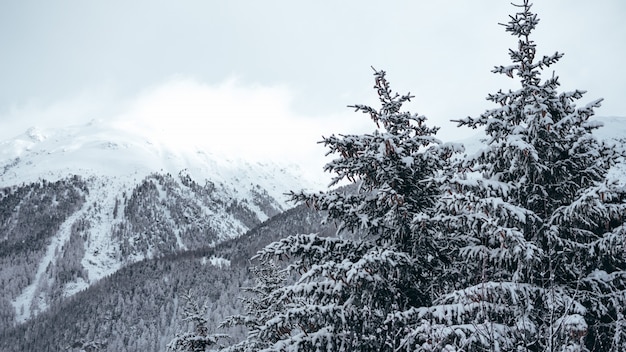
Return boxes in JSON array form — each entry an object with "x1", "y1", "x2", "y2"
[
  {"x1": 219, "y1": 260, "x2": 287, "y2": 352},
  {"x1": 167, "y1": 291, "x2": 226, "y2": 352},
  {"x1": 400, "y1": 1, "x2": 626, "y2": 350},
  {"x1": 249, "y1": 68, "x2": 462, "y2": 351}
]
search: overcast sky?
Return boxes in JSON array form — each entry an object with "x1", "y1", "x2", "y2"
[{"x1": 1, "y1": 1, "x2": 625, "y2": 174}]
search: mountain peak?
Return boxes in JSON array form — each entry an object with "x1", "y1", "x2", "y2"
[{"x1": 0, "y1": 120, "x2": 325, "y2": 203}]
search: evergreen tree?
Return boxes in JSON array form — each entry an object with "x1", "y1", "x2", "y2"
[
  {"x1": 400, "y1": 1, "x2": 626, "y2": 350},
  {"x1": 167, "y1": 291, "x2": 226, "y2": 352},
  {"x1": 249, "y1": 68, "x2": 461, "y2": 351},
  {"x1": 219, "y1": 260, "x2": 287, "y2": 352}
]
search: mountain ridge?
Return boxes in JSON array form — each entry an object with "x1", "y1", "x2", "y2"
[
  {"x1": 0, "y1": 120, "x2": 326, "y2": 326},
  {"x1": 0, "y1": 119, "x2": 325, "y2": 202}
]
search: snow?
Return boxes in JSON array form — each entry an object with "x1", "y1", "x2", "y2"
[
  {"x1": 453, "y1": 129, "x2": 487, "y2": 157},
  {"x1": 1, "y1": 119, "x2": 326, "y2": 322},
  {"x1": 10, "y1": 175, "x2": 132, "y2": 323},
  {"x1": 555, "y1": 314, "x2": 588, "y2": 335},
  {"x1": 202, "y1": 255, "x2": 231, "y2": 269},
  {"x1": 79, "y1": 176, "x2": 130, "y2": 283},
  {"x1": 63, "y1": 277, "x2": 89, "y2": 298},
  {"x1": 593, "y1": 116, "x2": 626, "y2": 187},
  {"x1": 452, "y1": 116, "x2": 626, "y2": 187},
  {"x1": 0, "y1": 119, "x2": 325, "y2": 206},
  {"x1": 11, "y1": 191, "x2": 88, "y2": 323}
]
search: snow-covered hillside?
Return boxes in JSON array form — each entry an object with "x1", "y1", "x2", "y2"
[
  {"x1": 0, "y1": 119, "x2": 326, "y2": 325},
  {"x1": 0, "y1": 119, "x2": 324, "y2": 202}
]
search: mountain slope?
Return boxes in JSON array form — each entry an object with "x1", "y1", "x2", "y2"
[
  {"x1": 0, "y1": 202, "x2": 336, "y2": 352},
  {"x1": 0, "y1": 120, "x2": 325, "y2": 327},
  {"x1": 0, "y1": 119, "x2": 322, "y2": 200}
]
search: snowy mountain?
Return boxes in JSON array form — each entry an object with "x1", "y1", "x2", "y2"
[
  {"x1": 0, "y1": 119, "x2": 323, "y2": 197},
  {"x1": 0, "y1": 119, "x2": 325, "y2": 327},
  {"x1": 0, "y1": 202, "x2": 334, "y2": 352}
]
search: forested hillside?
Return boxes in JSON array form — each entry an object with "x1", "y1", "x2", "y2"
[
  {"x1": 0, "y1": 166, "x2": 292, "y2": 331},
  {"x1": 0, "y1": 202, "x2": 335, "y2": 351},
  {"x1": 0, "y1": 177, "x2": 87, "y2": 331}
]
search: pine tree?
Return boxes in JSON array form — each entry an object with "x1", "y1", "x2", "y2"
[
  {"x1": 249, "y1": 68, "x2": 461, "y2": 351},
  {"x1": 399, "y1": 1, "x2": 626, "y2": 350},
  {"x1": 167, "y1": 291, "x2": 226, "y2": 352},
  {"x1": 219, "y1": 260, "x2": 287, "y2": 352}
]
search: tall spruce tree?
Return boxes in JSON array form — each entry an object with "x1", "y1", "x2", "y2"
[
  {"x1": 399, "y1": 1, "x2": 626, "y2": 351},
  {"x1": 248, "y1": 68, "x2": 461, "y2": 351}
]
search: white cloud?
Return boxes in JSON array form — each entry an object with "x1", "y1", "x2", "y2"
[
  {"x1": 0, "y1": 90, "x2": 116, "y2": 141},
  {"x1": 1, "y1": 76, "x2": 379, "y2": 182},
  {"x1": 110, "y1": 77, "x2": 370, "y2": 169},
  {"x1": 114, "y1": 78, "x2": 295, "y2": 154}
]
